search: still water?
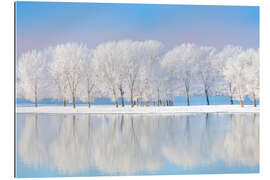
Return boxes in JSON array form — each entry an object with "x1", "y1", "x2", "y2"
[{"x1": 15, "y1": 113, "x2": 259, "y2": 178}]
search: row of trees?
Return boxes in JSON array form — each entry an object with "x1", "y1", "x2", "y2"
[{"x1": 16, "y1": 40, "x2": 259, "y2": 108}]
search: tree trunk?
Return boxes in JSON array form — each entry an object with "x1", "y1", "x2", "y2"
[
  {"x1": 34, "y1": 88, "x2": 38, "y2": 107},
  {"x1": 112, "y1": 89, "x2": 118, "y2": 108},
  {"x1": 205, "y1": 89, "x2": 210, "y2": 105},
  {"x1": 230, "y1": 95, "x2": 233, "y2": 105},
  {"x1": 88, "y1": 90, "x2": 91, "y2": 108},
  {"x1": 186, "y1": 95, "x2": 190, "y2": 106},
  {"x1": 229, "y1": 83, "x2": 233, "y2": 105},
  {"x1": 185, "y1": 82, "x2": 190, "y2": 106},
  {"x1": 158, "y1": 99, "x2": 162, "y2": 106},
  {"x1": 35, "y1": 96, "x2": 37, "y2": 107},
  {"x1": 170, "y1": 100, "x2": 174, "y2": 106},
  {"x1": 130, "y1": 89, "x2": 134, "y2": 107},
  {"x1": 72, "y1": 95, "x2": 76, "y2": 108},
  {"x1": 240, "y1": 99, "x2": 244, "y2": 107},
  {"x1": 146, "y1": 100, "x2": 150, "y2": 107},
  {"x1": 136, "y1": 98, "x2": 139, "y2": 107},
  {"x1": 119, "y1": 87, "x2": 125, "y2": 107},
  {"x1": 157, "y1": 89, "x2": 160, "y2": 106},
  {"x1": 253, "y1": 93, "x2": 257, "y2": 107},
  {"x1": 121, "y1": 94, "x2": 124, "y2": 107},
  {"x1": 115, "y1": 100, "x2": 118, "y2": 108},
  {"x1": 63, "y1": 97, "x2": 66, "y2": 107}
]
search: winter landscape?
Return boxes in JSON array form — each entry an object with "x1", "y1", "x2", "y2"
[
  {"x1": 15, "y1": 2, "x2": 259, "y2": 178},
  {"x1": 16, "y1": 40, "x2": 260, "y2": 112}
]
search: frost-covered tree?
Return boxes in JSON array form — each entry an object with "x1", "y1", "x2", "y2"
[
  {"x1": 92, "y1": 40, "x2": 146, "y2": 107},
  {"x1": 142, "y1": 40, "x2": 164, "y2": 106},
  {"x1": 136, "y1": 67, "x2": 155, "y2": 106},
  {"x1": 244, "y1": 49, "x2": 259, "y2": 107},
  {"x1": 77, "y1": 49, "x2": 98, "y2": 108},
  {"x1": 48, "y1": 46, "x2": 69, "y2": 106},
  {"x1": 133, "y1": 40, "x2": 164, "y2": 106},
  {"x1": 195, "y1": 46, "x2": 216, "y2": 105},
  {"x1": 149, "y1": 64, "x2": 175, "y2": 106},
  {"x1": 223, "y1": 49, "x2": 254, "y2": 107},
  {"x1": 124, "y1": 41, "x2": 145, "y2": 107},
  {"x1": 160, "y1": 73, "x2": 176, "y2": 106},
  {"x1": 135, "y1": 68, "x2": 148, "y2": 106},
  {"x1": 16, "y1": 80, "x2": 24, "y2": 99},
  {"x1": 17, "y1": 41, "x2": 259, "y2": 108},
  {"x1": 17, "y1": 50, "x2": 47, "y2": 107},
  {"x1": 216, "y1": 45, "x2": 243, "y2": 104},
  {"x1": 114, "y1": 40, "x2": 134, "y2": 107},
  {"x1": 92, "y1": 41, "x2": 120, "y2": 107},
  {"x1": 161, "y1": 43, "x2": 198, "y2": 106},
  {"x1": 52, "y1": 43, "x2": 88, "y2": 108}
]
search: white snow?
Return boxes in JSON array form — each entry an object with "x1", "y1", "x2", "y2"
[{"x1": 16, "y1": 105, "x2": 259, "y2": 114}]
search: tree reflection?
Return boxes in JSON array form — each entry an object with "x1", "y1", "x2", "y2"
[
  {"x1": 17, "y1": 113, "x2": 259, "y2": 176},
  {"x1": 162, "y1": 114, "x2": 215, "y2": 169},
  {"x1": 49, "y1": 115, "x2": 91, "y2": 175},
  {"x1": 18, "y1": 114, "x2": 49, "y2": 168},
  {"x1": 89, "y1": 114, "x2": 163, "y2": 175},
  {"x1": 222, "y1": 113, "x2": 259, "y2": 166}
]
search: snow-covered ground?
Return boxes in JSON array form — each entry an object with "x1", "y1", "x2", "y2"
[{"x1": 16, "y1": 105, "x2": 259, "y2": 114}]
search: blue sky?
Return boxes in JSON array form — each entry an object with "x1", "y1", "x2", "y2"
[{"x1": 15, "y1": 2, "x2": 259, "y2": 56}]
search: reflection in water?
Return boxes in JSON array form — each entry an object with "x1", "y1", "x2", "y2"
[
  {"x1": 50, "y1": 115, "x2": 91, "y2": 174},
  {"x1": 17, "y1": 113, "x2": 259, "y2": 177},
  {"x1": 223, "y1": 113, "x2": 259, "y2": 166},
  {"x1": 18, "y1": 114, "x2": 49, "y2": 168}
]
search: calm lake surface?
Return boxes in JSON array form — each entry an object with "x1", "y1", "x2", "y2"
[{"x1": 15, "y1": 113, "x2": 259, "y2": 178}]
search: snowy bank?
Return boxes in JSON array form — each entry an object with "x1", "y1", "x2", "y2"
[{"x1": 16, "y1": 105, "x2": 259, "y2": 114}]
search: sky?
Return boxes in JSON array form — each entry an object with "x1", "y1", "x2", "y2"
[{"x1": 15, "y1": 1, "x2": 259, "y2": 57}]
